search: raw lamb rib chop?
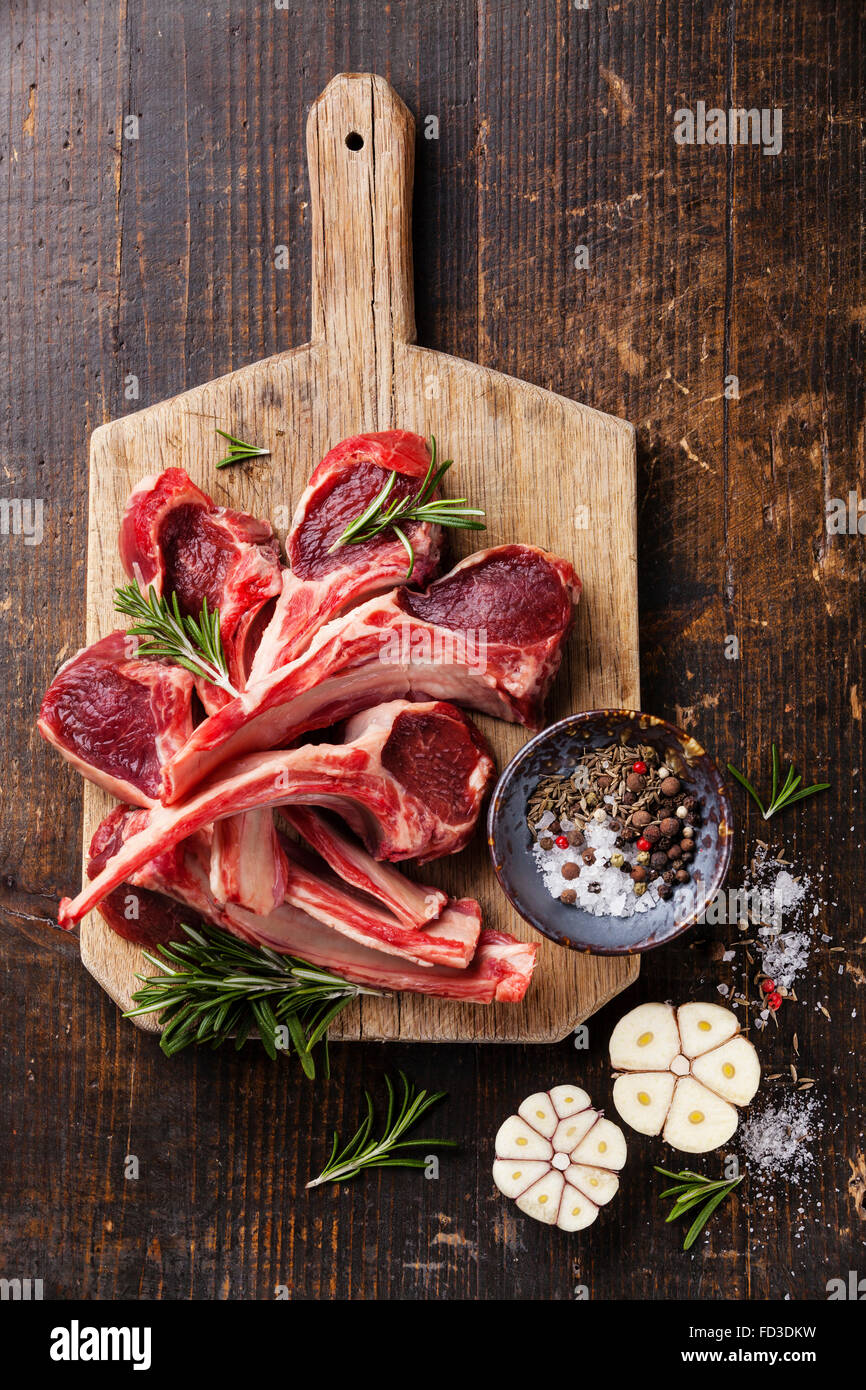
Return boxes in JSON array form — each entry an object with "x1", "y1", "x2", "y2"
[
  {"x1": 280, "y1": 807, "x2": 446, "y2": 928},
  {"x1": 249, "y1": 430, "x2": 442, "y2": 678},
  {"x1": 38, "y1": 631, "x2": 195, "y2": 806},
  {"x1": 59, "y1": 700, "x2": 495, "y2": 926},
  {"x1": 119, "y1": 467, "x2": 282, "y2": 699},
  {"x1": 163, "y1": 544, "x2": 578, "y2": 802},
  {"x1": 87, "y1": 809, "x2": 535, "y2": 1003},
  {"x1": 278, "y1": 836, "x2": 481, "y2": 969}
]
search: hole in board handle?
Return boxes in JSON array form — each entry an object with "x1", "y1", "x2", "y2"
[{"x1": 345, "y1": 131, "x2": 364, "y2": 151}]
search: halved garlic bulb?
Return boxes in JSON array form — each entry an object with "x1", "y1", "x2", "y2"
[
  {"x1": 609, "y1": 1002, "x2": 760, "y2": 1154},
  {"x1": 493, "y1": 1086, "x2": 627, "y2": 1231}
]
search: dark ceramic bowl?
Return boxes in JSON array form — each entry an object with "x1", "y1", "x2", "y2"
[{"x1": 487, "y1": 710, "x2": 734, "y2": 955}]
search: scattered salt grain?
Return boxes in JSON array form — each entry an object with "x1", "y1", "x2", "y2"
[
  {"x1": 761, "y1": 931, "x2": 811, "y2": 991},
  {"x1": 739, "y1": 1092, "x2": 820, "y2": 1184}
]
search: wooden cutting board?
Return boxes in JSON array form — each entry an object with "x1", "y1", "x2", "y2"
[{"x1": 80, "y1": 73, "x2": 639, "y2": 1044}]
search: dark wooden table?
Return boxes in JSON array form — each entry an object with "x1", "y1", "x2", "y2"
[{"x1": 2, "y1": 0, "x2": 863, "y2": 1301}]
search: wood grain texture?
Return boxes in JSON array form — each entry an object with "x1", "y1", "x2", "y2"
[
  {"x1": 1, "y1": 0, "x2": 864, "y2": 1301},
  {"x1": 80, "y1": 72, "x2": 640, "y2": 1043}
]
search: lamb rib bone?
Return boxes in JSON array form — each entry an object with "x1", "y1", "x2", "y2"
[
  {"x1": 162, "y1": 543, "x2": 579, "y2": 803},
  {"x1": 279, "y1": 807, "x2": 446, "y2": 928},
  {"x1": 278, "y1": 835, "x2": 481, "y2": 969},
  {"x1": 59, "y1": 700, "x2": 495, "y2": 927}
]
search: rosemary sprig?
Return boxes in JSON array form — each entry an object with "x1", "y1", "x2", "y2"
[
  {"x1": 125, "y1": 922, "x2": 380, "y2": 1077},
  {"x1": 654, "y1": 1166, "x2": 744, "y2": 1250},
  {"x1": 215, "y1": 427, "x2": 270, "y2": 469},
  {"x1": 114, "y1": 582, "x2": 238, "y2": 697},
  {"x1": 727, "y1": 744, "x2": 830, "y2": 820},
  {"x1": 328, "y1": 436, "x2": 486, "y2": 579},
  {"x1": 307, "y1": 1072, "x2": 457, "y2": 1186}
]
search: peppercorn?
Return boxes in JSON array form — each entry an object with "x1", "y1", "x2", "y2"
[
  {"x1": 642, "y1": 823, "x2": 661, "y2": 844},
  {"x1": 555, "y1": 834, "x2": 569, "y2": 849},
  {"x1": 650, "y1": 851, "x2": 669, "y2": 871},
  {"x1": 592, "y1": 807, "x2": 607, "y2": 823},
  {"x1": 560, "y1": 889, "x2": 577, "y2": 905},
  {"x1": 657, "y1": 835, "x2": 672, "y2": 851},
  {"x1": 636, "y1": 850, "x2": 650, "y2": 865},
  {"x1": 683, "y1": 795, "x2": 697, "y2": 812},
  {"x1": 660, "y1": 776, "x2": 681, "y2": 797},
  {"x1": 633, "y1": 882, "x2": 647, "y2": 897},
  {"x1": 608, "y1": 818, "x2": 622, "y2": 833},
  {"x1": 667, "y1": 845, "x2": 681, "y2": 861},
  {"x1": 620, "y1": 827, "x2": 638, "y2": 843},
  {"x1": 596, "y1": 774, "x2": 614, "y2": 790},
  {"x1": 610, "y1": 852, "x2": 625, "y2": 869},
  {"x1": 660, "y1": 816, "x2": 680, "y2": 837},
  {"x1": 662, "y1": 870, "x2": 674, "y2": 884},
  {"x1": 539, "y1": 836, "x2": 554, "y2": 850},
  {"x1": 630, "y1": 865, "x2": 647, "y2": 883},
  {"x1": 614, "y1": 835, "x2": 625, "y2": 848},
  {"x1": 549, "y1": 820, "x2": 562, "y2": 835},
  {"x1": 657, "y1": 884, "x2": 672, "y2": 900},
  {"x1": 621, "y1": 791, "x2": 635, "y2": 806},
  {"x1": 636, "y1": 836, "x2": 651, "y2": 852},
  {"x1": 581, "y1": 848, "x2": 596, "y2": 866},
  {"x1": 760, "y1": 978, "x2": 776, "y2": 995},
  {"x1": 626, "y1": 772, "x2": 646, "y2": 793},
  {"x1": 631, "y1": 809, "x2": 653, "y2": 828},
  {"x1": 567, "y1": 828, "x2": 585, "y2": 847},
  {"x1": 561, "y1": 861, "x2": 580, "y2": 881},
  {"x1": 675, "y1": 868, "x2": 690, "y2": 883},
  {"x1": 587, "y1": 882, "x2": 601, "y2": 894},
  {"x1": 631, "y1": 760, "x2": 647, "y2": 775},
  {"x1": 767, "y1": 990, "x2": 783, "y2": 1011}
]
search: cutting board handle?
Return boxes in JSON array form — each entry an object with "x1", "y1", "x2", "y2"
[{"x1": 307, "y1": 73, "x2": 416, "y2": 364}]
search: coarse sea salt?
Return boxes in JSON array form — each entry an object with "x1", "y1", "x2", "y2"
[
  {"x1": 739, "y1": 1091, "x2": 820, "y2": 1184},
  {"x1": 531, "y1": 818, "x2": 662, "y2": 917}
]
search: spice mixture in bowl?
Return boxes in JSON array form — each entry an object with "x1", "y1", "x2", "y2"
[{"x1": 487, "y1": 710, "x2": 734, "y2": 954}]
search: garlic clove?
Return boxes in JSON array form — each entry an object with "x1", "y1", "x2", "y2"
[
  {"x1": 612, "y1": 1071, "x2": 676, "y2": 1135},
  {"x1": 608, "y1": 1002, "x2": 681, "y2": 1072},
  {"x1": 566, "y1": 1164, "x2": 620, "y2": 1206},
  {"x1": 570, "y1": 1116, "x2": 628, "y2": 1170},
  {"x1": 492, "y1": 1159, "x2": 551, "y2": 1200},
  {"x1": 518, "y1": 1091, "x2": 561, "y2": 1139},
  {"x1": 494, "y1": 1114, "x2": 554, "y2": 1161},
  {"x1": 556, "y1": 1184, "x2": 599, "y2": 1232},
  {"x1": 691, "y1": 1035, "x2": 761, "y2": 1106},
  {"x1": 676, "y1": 1002, "x2": 740, "y2": 1059},
  {"x1": 515, "y1": 1170, "x2": 564, "y2": 1224},
  {"x1": 662, "y1": 1076, "x2": 739, "y2": 1153},
  {"x1": 551, "y1": 1109, "x2": 598, "y2": 1155},
  {"x1": 548, "y1": 1084, "x2": 593, "y2": 1118}
]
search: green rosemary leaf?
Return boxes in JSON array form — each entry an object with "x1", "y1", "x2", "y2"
[
  {"x1": 126, "y1": 921, "x2": 381, "y2": 1075},
  {"x1": 655, "y1": 1167, "x2": 743, "y2": 1250},
  {"x1": 215, "y1": 427, "x2": 270, "y2": 469},
  {"x1": 727, "y1": 750, "x2": 830, "y2": 821},
  {"x1": 683, "y1": 1181, "x2": 741, "y2": 1251},
  {"x1": 327, "y1": 435, "x2": 486, "y2": 577},
  {"x1": 306, "y1": 1072, "x2": 455, "y2": 1187},
  {"x1": 115, "y1": 581, "x2": 238, "y2": 697}
]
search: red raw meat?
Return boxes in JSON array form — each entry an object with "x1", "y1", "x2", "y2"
[
  {"x1": 163, "y1": 544, "x2": 578, "y2": 802},
  {"x1": 119, "y1": 467, "x2": 282, "y2": 697},
  {"x1": 249, "y1": 430, "x2": 442, "y2": 677},
  {"x1": 59, "y1": 700, "x2": 495, "y2": 926},
  {"x1": 278, "y1": 836, "x2": 481, "y2": 969},
  {"x1": 280, "y1": 807, "x2": 446, "y2": 928},
  {"x1": 89, "y1": 812, "x2": 536, "y2": 1004},
  {"x1": 38, "y1": 631, "x2": 195, "y2": 806}
]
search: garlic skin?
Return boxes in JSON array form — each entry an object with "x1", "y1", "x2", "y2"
[
  {"x1": 493, "y1": 1086, "x2": 627, "y2": 1231},
  {"x1": 609, "y1": 1002, "x2": 760, "y2": 1154}
]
